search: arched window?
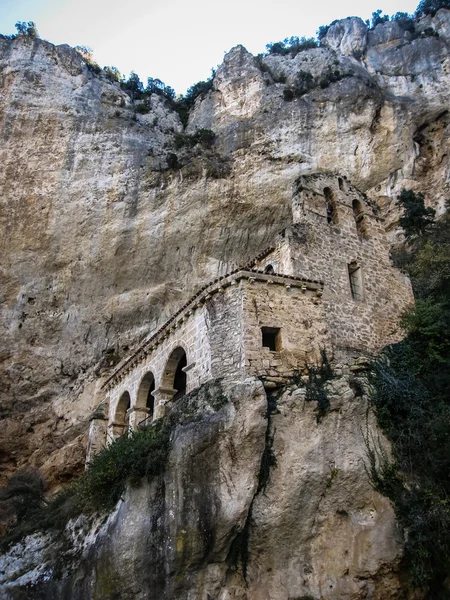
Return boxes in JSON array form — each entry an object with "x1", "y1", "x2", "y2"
[
  {"x1": 352, "y1": 199, "x2": 368, "y2": 240},
  {"x1": 265, "y1": 264, "x2": 274, "y2": 274},
  {"x1": 114, "y1": 391, "x2": 131, "y2": 435},
  {"x1": 348, "y1": 262, "x2": 363, "y2": 301},
  {"x1": 338, "y1": 177, "x2": 344, "y2": 191},
  {"x1": 162, "y1": 347, "x2": 187, "y2": 401},
  {"x1": 136, "y1": 372, "x2": 155, "y2": 419},
  {"x1": 324, "y1": 187, "x2": 338, "y2": 225}
]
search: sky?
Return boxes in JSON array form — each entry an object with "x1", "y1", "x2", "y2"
[{"x1": 0, "y1": 0, "x2": 420, "y2": 94}]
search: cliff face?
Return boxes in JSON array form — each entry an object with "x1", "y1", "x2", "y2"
[
  {"x1": 0, "y1": 10, "x2": 449, "y2": 597},
  {"x1": 2, "y1": 13, "x2": 449, "y2": 485},
  {"x1": 0, "y1": 378, "x2": 405, "y2": 600}
]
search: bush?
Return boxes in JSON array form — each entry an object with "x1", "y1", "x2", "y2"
[
  {"x1": 283, "y1": 70, "x2": 315, "y2": 100},
  {"x1": 146, "y1": 77, "x2": 175, "y2": 100},
  {"x1": 171, "y1": 73, "x2": 215, "y2": 127},
  {"x1": 166, "y1": 152, "x2": 180, "y2": 170},
  {"x1": 305, "y1": 350, "x2": 333, "y2": 422},
  {"x1": 367, "y1": 194, "x2": 450, "y2": 593},
  {"x1": 319, "y1": 68, "x2": 351, "y2": 89},
  {"x1": 1, "y1": 422, "x2": 171, "y2": 550},
  {"x1": 370, "y1": 9, "x2": 390, "y2": 29},
  {"x1": 0, "y1": 467, "x2": 46, "y2": 524},
  {"x1": 317, "y1": 22, "x2": 338, "y2": 41},
  {"x1": 103, "y1": 66, "x2": 122, "y2": 83},
  {"x1": 122, "y1": 71, "x2": 144, "y2": 99},
  {"x1": 75, "y1": 46, "x2": 102, "y2": 74},
  {"x1": 416, "y1": 0, "x2": 450, "y2": 17},
  {"x1": 77, "y1": 421, "x2": 171, "y2": 511},
  {"x1": 173, "y1": 129, "x2": 216, "y2": 150},
  {"x1": 396, "y1": 189, "x2": 436, "y2": 239},
  {"x1": 15, "y1": 21, "x2": 38, "y2": 37},
  {"x1": 391, "y1": 11, "x2": 416, "y2": 33},
  {"x1": 266, "y1": 36, "x2": 318, "y2": 57}
]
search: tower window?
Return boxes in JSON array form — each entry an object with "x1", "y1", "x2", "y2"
[
  {"x1": 352, "y1": 199, "x2": 368, "y2": 239},
  {"x1": 348, "y1": 263, "x2": 363, "y2": 301},
  {"x1": 324, "y1": 187, "x2": 338, "y2": 225},
  {"x1": 264, "y1": 264, "x2": 274, "y2": 274},
  {"x1": 262, "y1": 327, "x2": 281, "y2": 351}
]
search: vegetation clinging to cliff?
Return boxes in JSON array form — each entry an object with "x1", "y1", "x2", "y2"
[
  {"x1": 368, "y1": 192, "x2": 450, "y2": 595},
  {"x1": 416, "y1": 0, "x2": 450, "y2": 16},
  {"x1": 0, "y1": 380, "x2": 229, "y2": 550}
]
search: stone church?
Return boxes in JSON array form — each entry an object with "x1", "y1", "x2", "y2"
[{"x1": 87, "y1": 173, "x2": 413, "y2": 460}]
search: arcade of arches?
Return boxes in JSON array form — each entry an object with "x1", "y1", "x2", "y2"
[{"x1": 108, "y1": 346, "x2": 188, "y2": 439}]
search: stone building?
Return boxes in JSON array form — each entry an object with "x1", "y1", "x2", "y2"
[{"x1": 86, "y1": 173, "x2": 413, "y2": 461}]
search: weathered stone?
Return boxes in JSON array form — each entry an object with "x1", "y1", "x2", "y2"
[
  {"x1": 322, "y1": 17, "x2": 368, "y2": 58},
  {"x1": 0, "y1": 377, "x2": 405, "y2": 600}
]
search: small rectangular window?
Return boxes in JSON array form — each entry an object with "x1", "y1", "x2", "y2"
[
  {"x1": 262, "y1": 327, "x2": 281, "y2": 351},
  {"x1": 348, "y1": 263, "x2": 363, "y2": 301}
]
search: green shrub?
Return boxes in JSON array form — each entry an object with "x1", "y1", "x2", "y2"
[
  {"x1": 172, "y1": 74, "x2": 215, "y2": 127},
  {"x1": 283, "y1": 88, "x2": 295, "y2": 101},
  {"x1": 0, "y1": 467, "x2": 46, "y2": 524},
  {"x1": 0, "y1": 421, "x2": 171, "y2": 551},
  {"x1": 15, "y1": 21, "x2": 38, "y2": 37},
  {"x1": 266, "y1": 36, "x2": 318, "y2": 57},
  {"x1": 283, "y1": 70, "x2": 315, "y2": 100},
  {"x1": 78, "y1": 421, "x2": 171, "y2": 511},
  {"x1": 396, "y1": 189, "x2": 435, "y2": 239},
  {"x1": 103, "y1": 66, "x2": 122, "y2": 83},
  {"x1": 416, "y1": 0, "x2": 450, "y2": 17},
  {"x1": 166, "y1": 152, "x2": 180, "y2": 170},
  {"x1": 367, "y1": 195, "x2": 450, "y2": 593},
  {"x1": 305, "y1": 350, "x2": 333, "y2": 422},
  {"x1": 122, "y1": 71, "x2": 144, "y2": 99},
  {"x1": 75, "y1": 46, "x2": 102, "y2": 74},
  {"x1": 173, "y1": 129, "x2": 216, "y2": 150},
  {"x1": 419, "y1": 26, "x2": 440, "y2": 37},
  {"x1": 135, "y1": 99, "x2": 151, "y2": 114},
  {"x1": 370, "y1": 9, "x2": 390, "y2": 29},
  {"x1": 391, "y1": 11, "x2": 416, "y2": 33},
  {"x1": 146, "y1": 77, "x2": 175, "y2": 100},
  {"x1": 317, "y1": 22, "x2": 338, "y2": 41}
]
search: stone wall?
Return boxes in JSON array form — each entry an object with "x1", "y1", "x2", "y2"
[
  {"x1": 242, "y1": 280, "x2": 330, "y2": 378},
  {"x1": 97, "y1": 272, "x2": 324, "y2": 451},
  {"x1": 206, "y1": 283, "x2": 244, "y2": 381}
]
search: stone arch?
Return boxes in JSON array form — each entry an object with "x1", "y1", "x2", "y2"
[
  {"x1": 114, "y1": 390, "x2": 131, "y2": 434},
  {"x1": 324, "y1": 187, "x2": 338, "y2": 225},
  {"x1": 352, "y1": 199, "x2": 368, "y2": 239},
  {"x1": 265, "y1": 264, "x2": 275, "y2": 274},
  {"x1": 136, "y1": 371, "x2": 156, "y2": 417},
  {"x1": 161, "y1": 346, "x2": 188, "y2": 401}
]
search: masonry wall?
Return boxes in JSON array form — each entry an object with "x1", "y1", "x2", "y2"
[
  {"x1": 206, "y1": 284, "x2": 244, "y2": 382},
  {"x1": 106, "y1": 304, "x2": 212, "y2": 434},
  {"x1": 256, "y1": 174, "x2": 413, "y2": 355},
  {"x1": 241, "y1": 280, "x2": 331, "y2": 378}
]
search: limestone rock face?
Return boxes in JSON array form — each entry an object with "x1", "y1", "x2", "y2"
[
  {"x1": 322, "y1": 17, "x2": 368, "y2": 58},
  {"x1": 0, "y1": 378, "x2": 405, "y2": 599},
  {"x1": 0, "y1": 11, "x2": 449, "y2": 594}
]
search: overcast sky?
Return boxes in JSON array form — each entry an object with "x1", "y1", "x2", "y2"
[{"x1": 1, "y1": 0, "x2": 420, "y2": 94}]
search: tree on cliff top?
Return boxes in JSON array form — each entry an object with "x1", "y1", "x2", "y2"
[
  {"x1": 15, "y1": 21, "x2": 39, "y2": 38},
  {"x1": 416, "y1": 0, "x2": 450, "y2": 16}
]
